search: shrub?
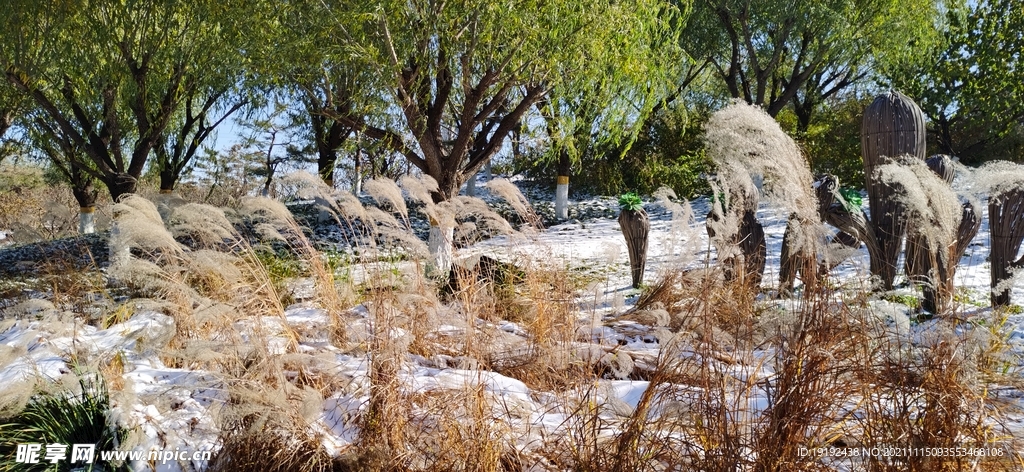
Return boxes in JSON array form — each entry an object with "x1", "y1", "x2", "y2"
[
  {"x1": 513, "y1": 105, "x2": 712, "y2": 198},
  {"x1": 0, "y1": 374, "x2": 132, "y2": 472},
  {"x1": 777, "y1": 96, "x2": 870, "y2": 188}
]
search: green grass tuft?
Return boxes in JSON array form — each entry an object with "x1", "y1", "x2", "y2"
[{"x1": 0, "y1": 373, "x2": 132, "y2": 472}]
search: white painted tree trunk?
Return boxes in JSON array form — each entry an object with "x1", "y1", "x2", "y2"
[
  {"x1": 108, "y1": 220, "x2": 130, "y2": 266},
  {"x1": 484, "y1": 160, "x2": 492, "y2": 180},
  {"x1": 555, "y1": 175, "x2": 569, "y2": 220},
  {"x1": 79, "y1": 207, "x2": 95, "y2": 234},
  {"x1": 427, "y1": 223, "x2": 454, "y2": 277},
  {"x1": 353, "y1": 175, "x2": 362, "y2": 195},
  {"x1": 465, "y1": 172, "x2": 477, "y2": 196}
]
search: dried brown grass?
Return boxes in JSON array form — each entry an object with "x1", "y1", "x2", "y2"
[{"x1": 5, "y1": 172, "x2": 1024, "y2": 472}]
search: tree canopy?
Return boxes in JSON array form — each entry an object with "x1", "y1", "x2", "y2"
[
  {"x1": 301, "y1": 0, "x2": 688, "y2": 201},
  {"x1": 1, "y1": 0, "x2": 257, "y2": 201},
  {"x1": 3, "y1": 0, "x2": 1020, "y2": 209},
  {"x1": 890, "y1": 0, "x2": 1024, "y2": 163},
  {"x1": 686, "y1": 0, "x2": 941, "y2": 121}
]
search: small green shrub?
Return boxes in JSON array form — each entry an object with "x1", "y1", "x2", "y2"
[
  {"x1": 777, "y1": 96, "x2": 869, "y2": 189},
  {"x1": 839, "y1": 187, "x2": 863, "y2": 209},
  {"x1": 321, "y1": 248, "x2": 353, "y2": 282},
  {"x1": 254, "y1": 247, "x2": 304, "y2": 282},
  {"x1": 0, "y1": 374, "x2": 132, "y2": 472},
  {"x1": 618, "y1": 192, "x2": 643, "y2": 212},
  {"x1": 882, "y1": 292, "x2": 920, "y2": 309},
  {"x1": 512, "y1": 104, "x2": 713, "y2": 198}
]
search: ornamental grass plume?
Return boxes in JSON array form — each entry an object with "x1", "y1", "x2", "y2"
[
  {"x1": 365, "y1": 177, "x2": 410, "y2": 228},
  {"x1": 110, "y1": 194, "x2": 185, "y2": 259},
  {"x1": 876, "y1": 155, "x2": 963, "y2": 313},
  {"x1": 652, "y1": 187, "x2": 699, "y2": 269},
  {"x1": 399, "y1": 174, "x2": 439, "y2": 206},
  {"x1": 704, "y1": 101, "x2": 824, "y2": 291},
  {"x1": 704, "y1": 100, "x2": 818, "y2": 225},
  {"x1": 876, "y1": 156, "x2": 962, "y2": 263},
  {"x1": 484, "y1": 178, "x2": 543, "y2": 229}
]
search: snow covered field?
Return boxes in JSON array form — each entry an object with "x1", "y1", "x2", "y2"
[{"x1": 1, "y1": 184, "x2": 1023, "y2": 471}]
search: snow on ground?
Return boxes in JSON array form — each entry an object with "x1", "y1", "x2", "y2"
[{"x1": 1, "y1": 186, "x2": 1024, "y2": 470}]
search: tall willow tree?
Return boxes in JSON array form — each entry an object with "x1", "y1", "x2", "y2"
[
  {"x1": 686, "y1": 0, "x2": 941, "y2": 119},
  {"x1": 312, "y1": 0, "x2": 687, "y2": 203},
  {"x1": 153, "y1": 81, "x2": 248, "y2": 194},
  {"x1": 538, "y1": 3, "x2": 690, "y2": 220},
  {"x1": 271, "y1": 1, "x2": 393, "y2": 191},
  {"x1": 2, "y1": 0, "x2": 255, "y2": 203}
]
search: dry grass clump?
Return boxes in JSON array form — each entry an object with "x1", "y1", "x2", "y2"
[
  {"x1": 969, "y1": 160, "x2": 1024, "y2": 199},
  {"x1": 10, "y1": 169, "x2": 1024, "y2": 472},
  {"x1": 104, "y1": 194, "x2": 306, "y2": 376},
  {"x1": 109, "y1": 195, "x2": 185, "y2": 261},
  {"x1": 364, "y1": 177, "x2": 410, "y2": 228},
  {"x1": 626, "y1": 268, "x2": 762, "y2": 346},
  {"x1": 396, "y1": 385, "x2": 524, "y2": 472},
  {"x1": 850, "y1": 318, "x2": 1021, "y2": 471},
  {"x1": 749, "y1": 297, "x2": 871, "y2": 471},
  {"x1": 210, "y1": 398, "x2": 335, "y2": 472},
  {"x1": 597, "y1": 253, "x2": 1023, "y2": 472},
  {"x1": 239, "y1": 195, "x2": 355, "y2": 336}
]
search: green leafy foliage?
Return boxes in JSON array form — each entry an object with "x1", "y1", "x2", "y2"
[
  {"x1": 685, "y1": 0, "x2": 941, "y2": 119},
  {"x1": 522, "y1": 105, "x2": 713, "y2": 198},
  {"x1": 778, "y1": 95, "x2": 868, "y2": 189},
  {"x1": 0, "y1": 374, "x2": 131, "y2": 472},
  {"x1": 889, "y1": 0, "x2": 1024, "y2": 163},
  {"x1": 882, "y1": 293, "x2": 921, "y2": 309},
  {"x1": 618, "y1": 192, "x2": 644, "y2": 212},
  {"x1": 839, "y1": 187, "x2": 863, "y2": 209},
  {"x1": 1, "y1": 0, "x2": 259, "y2": 201},
  {"x1": 255, "y1": 247, "x2": 305, "y2": 282}
]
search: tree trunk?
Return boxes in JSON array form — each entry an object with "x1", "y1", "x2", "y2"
[
  {"x1": 351, "y1": 148, "x2": 362, "y2": 193},
  {"x1": 319, "y1": 148, "x2": 338, "y2": 188},
  {"x1": 158, "y1": 166, "x2": 177, "y2": 194},
  {"x1": 555, "y1": 176, "x2": 569, "y2": 221},
  {"x1": 555, "y1": 150, "x2": 571, "y2": 220},
  {"x1": 619, "y1": 208, "x2": 650, "y2": 289},
  {"x1": 106, "y1": 173, "x2": 139, "y2": 203},
  {"x1": 78, "y1": 208, "x2": 96, "y2": 234},
  {"x1": 427, "y1": 220, "x2": 454, "y2": 277},
  {"x1": 431, "y1": 164, "x2": 464, "y2": 203},
  {"x1": 72, "y1": 181, "x2": 99, "y2": 235}
]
